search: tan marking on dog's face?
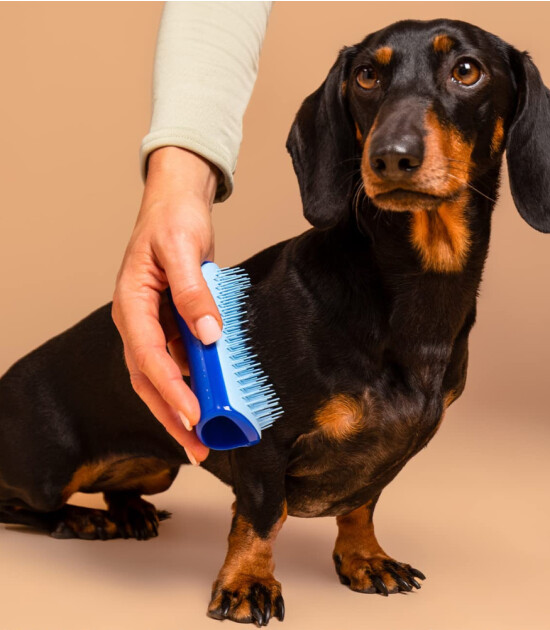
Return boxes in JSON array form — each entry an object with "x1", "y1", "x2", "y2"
[
  {"x1": 355, "y1": 122, "x2": 363, "y2": 144},
  {"x1": 361, "y1": 109, "x2": 474, "y2": 214},
  {"x1": 61, "y1": 456, "x2": 174, "y2": 502},
  {"x1": 314, "y1": 394, "x2": 364, "y2": 440},
  {"x1": 410, "y1": 190, "x2": 471, "y2": 272},
  {"x1": 374, "y1": 46, "x2": 393, "y2": 65},
  {"x1": 433, "y1": 34, "x2": 455, "y2": 53},
  {"x1": 491, "y1": 116, "x2": 505, "y2": 156}
]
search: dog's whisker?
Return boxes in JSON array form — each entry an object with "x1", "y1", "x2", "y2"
[{"x1": 446, "y1": 173, "x2": 497, "y2": 203}]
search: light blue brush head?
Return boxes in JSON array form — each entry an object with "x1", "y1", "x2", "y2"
[{"x1": 169, "y1": 262, "x2": 283, "y2": 450}]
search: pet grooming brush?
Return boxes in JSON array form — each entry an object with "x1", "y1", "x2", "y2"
[{"x1": 168, "y1": 262, "x2": 283, "y2": 450}]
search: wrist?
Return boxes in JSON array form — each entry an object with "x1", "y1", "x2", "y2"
[{"x1": 146, "y1": 147, "x2": 219, "y2": 205}]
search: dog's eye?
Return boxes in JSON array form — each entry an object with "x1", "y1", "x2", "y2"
[
  {"x1": 356, "y1": 66, "x2": 379, "y2": 90},
  {"x1": 451, "y1": 60, "x2": 481, "y2": 86}
]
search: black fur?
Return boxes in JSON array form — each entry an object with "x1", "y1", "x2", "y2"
[
  {"x1": 286, "y1": 46, "x2": 358, "y2": 228},
  {"x1": 506, "y1": 50, "x2": 550, "y2": 232}
]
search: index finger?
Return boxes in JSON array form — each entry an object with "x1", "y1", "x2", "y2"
[{"x1": 113, "y1": 288, "x2": 200, "y2": 424}]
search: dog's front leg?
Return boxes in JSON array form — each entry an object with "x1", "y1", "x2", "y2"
[
  {"x1": 207, "y1": 441, "x2": 287, "y2": 625},
  {"x1": 333, "y1": 496, "x2": 426, "y2": 595}
]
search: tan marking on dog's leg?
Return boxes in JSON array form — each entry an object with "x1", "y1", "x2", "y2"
[
  {"x1": 61, "y1": 456, "x2": 174, "y2": 503},
  {"x1": 208, "y1": 503, "x2": 287, "y2": 623},
  {"x1": 333, "y1": 502, "x2": 425, "y2": 594}
]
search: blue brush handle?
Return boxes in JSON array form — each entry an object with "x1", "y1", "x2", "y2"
[{"x1": 167, "y1": 288, "x2": 261, "y2": 450}]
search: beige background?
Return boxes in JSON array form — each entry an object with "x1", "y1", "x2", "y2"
[{"x1": 1, "y1": 2, "x2": 549, "y2": 629}]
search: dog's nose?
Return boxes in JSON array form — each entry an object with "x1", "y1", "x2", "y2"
[{"x1": 369, "y1": 136, "x2": 424, "y2": 180}]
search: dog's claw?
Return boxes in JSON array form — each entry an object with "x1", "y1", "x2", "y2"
[
  {"x1": 409, "y1": 576, "x2": 421, "y2": 589},
  {"x1": 250, "y1": 602, "x2": 264, "y2": 627},
  {"x1": 386, "y1": 566, "x2": 411, "y2": 592},
  {"x1": 157, "y1": 510, "x2": 172, "y2": 521},
  {"x1": 51, "y1": 522, "x2": 74, "y2": 539},
  {"x1": 274, "y1": 595, "x2": 285, "y2": 621},
  {"x1": 395, "y1": 575, "x2": 412, "y2": 591},
  {"x1": 263, "y1": 598, "x2": 271, "y2": 625},
  {"x1": 221, "y1": 592, "x2": 231, "y2": 616},
  {"x1": 410, "y1": 567, "x2": 426, "y2": 580},
  {"x1": 372, "y1": 575, "x2": 389, "y2": 596},
  {"x1": 334, "y1": 551, "x2": 426, "y2": 596},
  {"x1": 209, "y1": 580, "x2": 283, "y2": 625}
]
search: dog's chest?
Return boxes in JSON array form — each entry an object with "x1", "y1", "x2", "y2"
[{"x1": 284, "y1": 387, "x2": 443, "y2": 518}]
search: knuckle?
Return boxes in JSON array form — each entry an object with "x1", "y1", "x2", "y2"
[
  {"x1": 133, "y1": 345, "x2": 151, "y2": 373},
  {"x1": 111, "y1": 301, "x2": 121, "y2": 327},
  {"x1": 155, "y1": 229, "x2": 192, "y2": 257},
  {"x1": 129, "y1": 372, "x2": 148, "y2": 397}
]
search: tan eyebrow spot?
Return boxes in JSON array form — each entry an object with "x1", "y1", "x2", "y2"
[
  {"x1": 341, "y1": 80, "x2": 348, "y2": 97},
  {"x1": 374, "y1": 46, "x2": 393, "y2": 65},
  {"x1": 433, "y1": 34, "x2": 455, "y2": 54}
]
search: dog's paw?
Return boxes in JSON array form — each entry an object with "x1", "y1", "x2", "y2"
[
  {"x1": 207, "y1": 575, "x2": 285, "y2": 626},
  {"x1": 333, "y1": 553, "x2": 425, "y2": 595},
  {"x1": 50, "y1": 506, "x2": 119, "y2": 540},
  {"x1": 107, "y1": 495, "x2": 169, "y2": 541}
]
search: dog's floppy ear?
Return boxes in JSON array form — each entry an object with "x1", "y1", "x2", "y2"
[
  {"x1": 286, "y1": 46, "x2": 358, "y2": 229},
  {"x1": 506, "y1": 50, "x2": 550, "y2": 233}
]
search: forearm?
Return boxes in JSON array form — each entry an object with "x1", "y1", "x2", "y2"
[{"x1": 141, "y1": 1, "x2": 272, "y2": 201}]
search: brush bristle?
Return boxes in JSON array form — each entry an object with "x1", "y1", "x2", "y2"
[{"x1": 214, "y1": 267, "x2": 283, "y2": 430}]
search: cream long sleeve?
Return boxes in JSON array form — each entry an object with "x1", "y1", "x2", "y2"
[{"x1": 140, "y1": 1, "x2": 272, "y2": 201}]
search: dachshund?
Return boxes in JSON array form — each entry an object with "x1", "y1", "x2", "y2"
[{"x1": 1, "y1": 19, "x2": 549, "y2": 626}]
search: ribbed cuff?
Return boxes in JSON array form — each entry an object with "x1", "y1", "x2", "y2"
[{"x1": 140, "y1": 128, "x2": 235, "y2": 202}]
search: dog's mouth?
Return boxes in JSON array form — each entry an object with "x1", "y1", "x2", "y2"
[{"x1": 373, "y1": 189, "x2": 449, "y2": 212}]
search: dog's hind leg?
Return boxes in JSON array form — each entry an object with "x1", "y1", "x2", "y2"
[
  {"x1": 332, "y1": 495, "x2": 426, "y2": 595},
  {"x1": 0, "y1": 502, "x2": 118, "y2": 539},
  {"x1": 0, "y1": 456, "x2": 179, "y2": 540},
  {"x1": 0, "y1": 496, "x2": 171, "y2": 540},
  {"x1": 104, "y1": 490, "x2": 171, "y2": 540}
]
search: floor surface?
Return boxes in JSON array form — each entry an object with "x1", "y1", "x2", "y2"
[{"x1": 2, "y1": 397, "x2": 549, "y2": 630}]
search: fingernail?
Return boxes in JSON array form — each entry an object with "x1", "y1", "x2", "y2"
[
  {"x1": 178, "y1": 411, "x2": 192, "y2": 431},
  {"x1": 195, "y1": 315, "x2": 222, "y2": 345},
  {"x1": 184, "y1": 447, "x2": 199, "y2": 466}
]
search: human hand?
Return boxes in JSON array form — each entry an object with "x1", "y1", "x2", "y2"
[{"x1": 112, "y1": 147, "x2": 223, "y2": 465}]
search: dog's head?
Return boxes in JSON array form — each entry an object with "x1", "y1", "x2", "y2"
[{"x1": 287, "y1": 19, "x2": 550, "y2": 233}]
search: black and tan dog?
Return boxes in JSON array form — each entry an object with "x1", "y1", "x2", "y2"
[{"x1": 1, "y1": 19, "x2": 549, "y2": 626}]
